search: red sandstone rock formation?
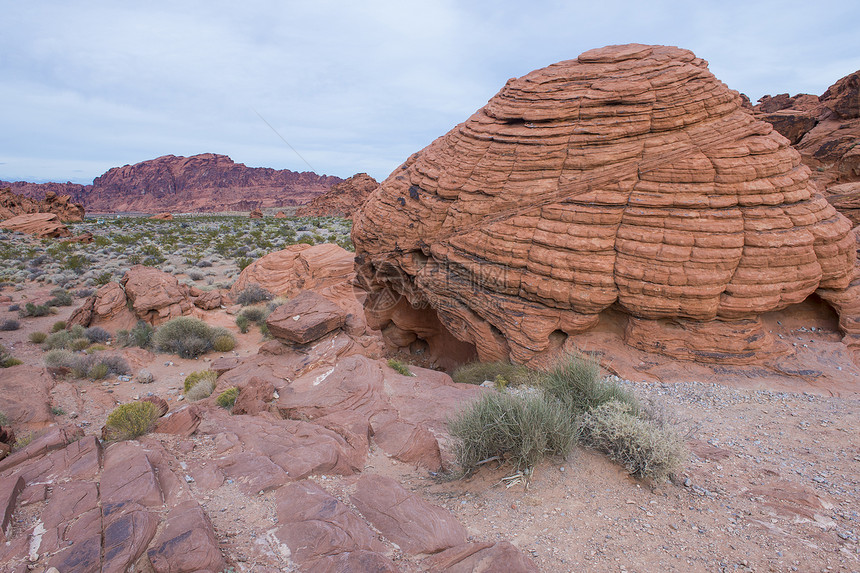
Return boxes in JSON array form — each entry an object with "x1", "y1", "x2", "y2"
[
  {"x1": 296, "y1": 172, "x2": 379, "y2": 217},
  {"x1": 754, "y1": 70, "x2": 860, "y2": 222},
  {"x1": 0, "y1": 213, "x2": 71, "y2": 238},
  {"x1": 353, "y1": 44, "x2": 858, "y2": 366},
  {"x1": 0, "y1": 186, "x2": 86, "y2": 221},
  {"x1": 249, "y1": 208, "x2": 263, "y2": 218},
  {"x1": 1, "y1": 153, "x2": 342, "y2": 214},
  {"x1": 149, "y1": 212, "x2": 173, "y2": 220}
]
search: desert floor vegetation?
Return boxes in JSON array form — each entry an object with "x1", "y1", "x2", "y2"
[
  {"x1": 0, "y1": 214, "x2": 353, "y2": 290},
  {"x1": 448, "y1": 353, "x2": 688, "y2": 482}
]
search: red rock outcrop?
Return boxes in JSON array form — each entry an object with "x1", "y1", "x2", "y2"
[
  {"x1": 249, "y1": 208, "x2": 263, "y2": 218},
  {"x1": 266, "y1": 290, "x2": 348, "y2": 344},
  {"x1": 754, "y1": 70, "x2": 860, "y2": 222},
  {"x1": 0, "y1": 212, "x2": 71, "y2": 238},
  {"x1": 2, "y1": 153, "x2": 342, "y2": 214},
  {"x1": 353, "y1": 44, "x2": 858, "y2": 366},
  {"x1": 296, "y1": 172, "x2": 379, "y2": 217},
  {"x1": 0, "y1": 187, "x2": 85, "y2": 221},
  {"x1": 149, "y1": 212, "x2": 173, "y2": 220}
]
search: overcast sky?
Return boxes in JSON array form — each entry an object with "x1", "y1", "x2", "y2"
[{"x1": 2, "y1": 0, "x2": 858, "y2": 184}]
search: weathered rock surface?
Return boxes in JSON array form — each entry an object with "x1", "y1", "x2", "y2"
[
  {"x1": 275, "y1": 481, "x2": 396, "y2": 571},
  {"x1": 149, "y1": 212, "x2": 174, "y2": 220},
  {"x1": 3, "y1": 153, "x2": 342, "y2": 213},
  {"x1": 249, "y1": 208, "x2": 263, "y2": 218},
  {"x1": 147, "y1": 500, "x2": 226, "y2": 573},
  {"x1": 0, "y1": 212, "x2": 71, "y2": 238},
  {"x1": 266, "y1": 290, "x2": 348, "y2": 344},
  {"x1": 350, "y1": 474, "x2": 468, "y2": 555},
  {"x1": 423, "y1": 541, "x2": 539, "y2": 572},
  {"x1": 122, "y1": 265, "x2": 194, "y2": 324},
  {"x1": 296, "y1": 172, "x2": 379, "y2": 217},
  {"x1": 0, "y1": 365, "x2": 56, "y2": 430},
  {"x1": 353, "y1": 44, "x2": 857, "y2": 365},
  {"x1": 0, "y1": 187, "x2": 85, "y2": 221}
]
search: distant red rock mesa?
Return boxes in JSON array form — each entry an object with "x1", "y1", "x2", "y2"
[
  {"x1": 1, "y1": 153, "x2": 342, "y2": 214},
  {"x1": 296, "y1": 173, "x2": 379, "y2": 217}
]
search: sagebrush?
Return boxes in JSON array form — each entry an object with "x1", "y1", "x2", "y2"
[{"x1": 104, "y1": 402, "x2": 161, "y2": 441}]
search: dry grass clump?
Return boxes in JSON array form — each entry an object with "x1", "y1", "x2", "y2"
[
  {"x1": 579, "y1": 401, "x2": 688, "y2": 481},
  {"x1": 0, "y1": 344, "x2": 23, "y2": 368},
  {"x1": 104, "y1": 402, "x2": 161, "y2": 441},
  {"x1": 235, "y1": 283, "x2": 273, "y2": 306},
  {"x1": 452, "y1": 360, "x2": 540, "y2": 388},
  {"x1": 448, "y1": 390, "x2": 577, "y2": 474},
  {"x1": 152, "y1": 316, "x2": 235, "y2": 359},
  {"x1": 448, "y1": 352, "x2": 687, "y2": 482},
  {"x1": 387, "y1": 358, "x2": 414, "y2": 376},
  {"x1": 184, "y1": 370, "x2": 218, "y2": 401},
  {"x1": 29, "y1": 331, "x2": 47, "y2": 344}
]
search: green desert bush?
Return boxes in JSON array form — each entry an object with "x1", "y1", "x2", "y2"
[
  {"x1": 387, "y1": 358, "x2": 414, "y2": 376},
  {"x1": 184, "y1": 370, "x2": 218, "y2": 392},
  {"x1": 448, "y1": 390, "x2": 577, "y2": 474},
  {"x1": 185, "y1": 378, "x2": 217, "y2": 402},
  {"x1": 47, "y1": 287, "x2": 73, "y2": 306},
  {"x1": 235, "y1": 283, "x2": 273, "y2": 306},
  {"x1": 116, "y1": 321, "x2": 154, "y2": 349},
  {"x1": 87, "y1": 362, "x2": 109, "y2": 380},
  {"x1": 541, "y1": 353, "x2": 639, "y2": 417},
  {"x1": 42, "y1": 325, "x2": 86, "y2": 351},
  {"x1": 216, "y1": 387, "x2": 239, "y2": 409},
  {"x1": 29, "y1": 331, "x2": 47, "y2": 344},
  {"x1": 19, "y1": 302, "x2": 52, "y2": 317},
  {"x1": 152, "y1": 317, "x2": 235, "y2": 359},
  {"x1": 579, "y1": 401, "x2": 687, "y2": 481},
  {"x1": 104, "y1": 402, "x2": 161, "y2": 441},
  {"x1": 51, "y1": 320, "x2": 67, "y2": 332},
  {"x1": 452, "y1": 361, "x2": 540, "y2": 387},
  {"x1": 235, "y1": 314, "x2": 251, "y2": 333},
  {"x1": 212, "y1": 334, "x2": 236, "y2": 352},
  {"x1": 69, "y1": 338, "x2": 91, "y2": 352},
  {"x1": 0, "y1": 344, "x2": 23, "y2": 368}
]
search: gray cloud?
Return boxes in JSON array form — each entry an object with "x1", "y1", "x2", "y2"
[{"x1": 2, "y1": 0, "x2": 858, "y2": 184}]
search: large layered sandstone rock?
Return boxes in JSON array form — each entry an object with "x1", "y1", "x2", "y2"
[
  {"x1": 353, "y1": 44, "x2": 858, "y2": 365},
  {"x1": 296, "y1": 172, "x2": 379, "y2": 217},
  {"x1": 0, "y1": 212, "x2": 71, "y2": 238},
  {"x1": 0, "y1": 187, "x2": 84, "y2": 222}
]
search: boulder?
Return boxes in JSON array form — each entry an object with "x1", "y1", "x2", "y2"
[
  {"x1": 353, "y1": 44, "x2": 857, "y2": 365},
  {"x1": 249, "y1": 208, "x2": 263, "y2": 218},
  {"x1": 121, "y1": 265, "x2": 194, "y2": 325},
  {"x1": 149, "y1": 212, "x2": 174, "y2": 220},
  {"x1": 154, "y1": 405, "x2": 202, "y2": 437},
  {"x1": 68, "y1": 281, "x2": 136, "y2": 329},
  {"x1": 275, "y1": 210, "x2": 287, "y2": 218},
  {"x1": 266, "y1": 290, "x2": 348, "y2": 344},
  {"x1": 192, "y1": 289, "x2": 222, "y2": 310},
  {"x1": 350, "y1": 474, "x2": 468, "y2": 555},
  {"x1": 231, "y1": 376, "x2": 275, "y2": 416},
  {"x1": 230, "y1": 243, "x2": 355, "y2": 299},
  {"x1": 0, "y1": 212, "x2": 71, "y2": 238},
  {"x1": 63, "y1": 231, "x2": 94, "y2": 244}
]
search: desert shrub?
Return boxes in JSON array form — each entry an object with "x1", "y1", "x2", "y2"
[
  {"x1": 236, "y1": 257, "x2": 254, "y2": 271},
  {"x1": 29, "y1": 331, "x2": 47, "y2": 343},
  {"x1": 85, "y1": 344, "x2": 108, "y2": 353},
  {"x1": 185, "y1": 378, "x2": 216, "y2": 401},
  {"x1": 94, "y1": 271, "x2": 112, "y2": 286},
  {"x1": 63, "y1": 255, "x2": 88, "y2": 274},
  {"x1": 184, "y1": 369, "x2": 218, "y2": 392},
  {"x1": 541, "y1": 353, "x2": 639, "y2": 417},
  {"x1": 448, "y1": 390, "x2": 577, "y2": 474},
  {"x1": 75, "y1": 288, "x2": 96, "y2": 298},
  {"x1": 84, "y1": 326, "x2": 111, "y2": 343},
  {"x1": 213, "y1": 335, "x2": 236, "y2": 352},
  {"x1": 44, "y1": 349, "x2": 78, "y2": 370},
  {"x1": 235, "y1": 284, "x2": 273, "y2": 306},
  {"x1": 104, "y1": 402, "x2": 161, "y2": 441},
  {"x1": 0, "y1": 319, "x2": 20, "y2": 331},
  {"x1": 51, "y1": 321, "x2": 67, "y2": 332},
  {"x1": 452, "y1": 361, "x2": 540, "y2": 387},
  {"x1": 579, "y1": 401, "x2": 687, "y2": 481},
  {"x1": 387, "y1": 358, "x2": 414, "y2": 376},
  {"x1": 42, "y1": 325, "x2": 85, "y2": 351},
  {"x1": 239, "y1": 306, "x2": 268, "y2": 323},
  {"x1": 19, "y1": 302, "x2": 51, "y2": 317},
  {"x1": 8, "y1": 303, "x2": 20, "y2": 312},
  {"x1": 116, "y1": 321, "x2": 154, "y2": 349},
  {"x1": 187, "y1": 270, "x2": 204, "y2": 281},
  {"x1": 152, "y1": 317, "x2": 234, "y2": 359},
  {"x1": 47, "y1": 288, "x2": 73, "y2": 306},
  {"x1": 235, "y1": 314, "x2": 250, "y2": 333},
  {"x1": 88, "y1": 363, "x2": 109, "y2": 379},
  {"x1": 96, "y1": 355, "x2": 131, "y2": 376},
  {"x1": 69, "y1": 338, "x2": 91, "y2": 351},
  {"x1": 1, "y1": 344, "x2": 23, "y2": 368},
  {"x1": 196, "y1": 259, "x2": 213, "y2": 268},
  {"x1": 216, "y1": 387, "x2": 239, "y2": 409}
]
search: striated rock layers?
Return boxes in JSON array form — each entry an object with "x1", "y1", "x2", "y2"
[
  {"x1": 353, "y1": 44, "x2": 858, "y2": 366},
  {"x1": 2, "y1": 153, "x2": 342, "y2": 214},
  {"x1": 296, "y1": 172, "x2": 379, "y2": 217}
]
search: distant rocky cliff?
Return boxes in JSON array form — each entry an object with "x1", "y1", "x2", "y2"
[
  {"x1": 296, "y1": 173, "x2": 378, "y2": 217},
  {"x1": 1, "y1": 153, "x2": 342, "y2": 214}
]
